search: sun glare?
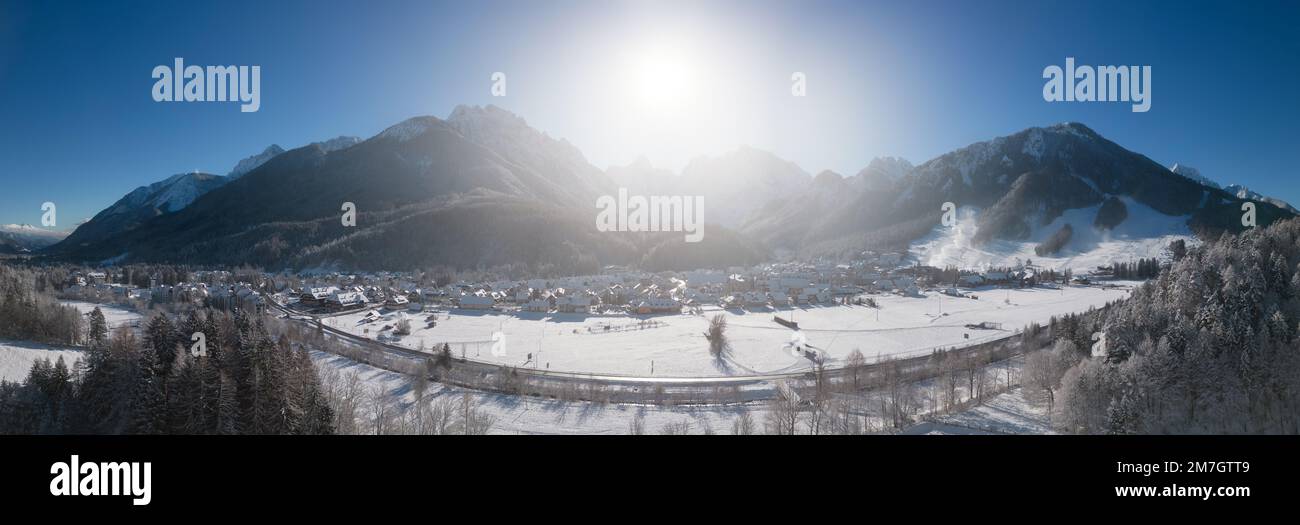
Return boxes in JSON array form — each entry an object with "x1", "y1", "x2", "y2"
[{"x1": 626, "y1": 43, "x2": 698, "y2": 111}]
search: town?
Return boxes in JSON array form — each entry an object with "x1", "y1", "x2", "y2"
[{"x1": 58, "y1": 250, "x2": 1115, "y2": 320}]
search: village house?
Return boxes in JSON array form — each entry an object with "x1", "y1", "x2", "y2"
[
  {"x1": 634, "y1": 296, "x2": 681, "y2": 315},
  {"x1": 557, "y1": 294, "x2": 593, "y2": 314},
  {"x1": 523, "y1": 297, "x2": 551, "y2": 312},
  {"x1": 458, "y1": 293, "x2": 494, "y2": 310},
  {"x1": 300, "y1": 286, "x2": 339, "y2": 305},
  {"x1": 385, "y1": 294, "x2": 409, "y2": 309},
  {"x1": 327, "y1": 291, "x2": 368, "y2": 310}
]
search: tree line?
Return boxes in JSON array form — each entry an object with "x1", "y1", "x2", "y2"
[
  {"x1": 1024, "y1": 219, "x2": 1300, "y2": 434},
  {"x1": 0, "y1": 307, "x2": 334, "y2": 435}
]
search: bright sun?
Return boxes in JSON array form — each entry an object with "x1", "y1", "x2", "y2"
[{"x1": 626, "y1": 44, "x2": 698, "y2": 111}]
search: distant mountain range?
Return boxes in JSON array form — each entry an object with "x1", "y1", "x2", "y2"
[
  {"x1": 769, "y1": 123, "x2": 1295, "y2": 268},
  {"x1": 0, "y1": 223, "x2": 67, "y2": 254},
  {"x1": 1170, "y1": 163, "x2": 1298, "y2": 214},
  {"x1": 49, "y1": 172, "x2": 227, "y2": 254},
  {"x1": 47, "y1": 135, "x2": 362, "y2": 256},
  {"x1": 43, "y1": 105, "x2": 1296, "y2": 273}
]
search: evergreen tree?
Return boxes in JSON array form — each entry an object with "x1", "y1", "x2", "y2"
[
  {"x1": 129, "y1": 348, "x2": 165, "y2": 434},
  {"x1": 144, "y1": 313, "x2": 178, "y2": 377},
  {"x1": 88, "y1": 307, "x2": 108, "y2": 348}
]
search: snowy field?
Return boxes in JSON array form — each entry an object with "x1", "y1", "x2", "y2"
[
  {"x1": 313, "y1": 348, "x2": 1036, "y2": 435},
  {"x1": 323, "y1": 284, "x2": 1131, "y2": 377},
  {"x1": 912, "y1": 197, "x2": 1196, "y2": 273},
  {"x1": 0, "y1": 302, "x2": 138, "y2": 382},
  {"x1": 60, "y1": 300, "x2": 143, "y2": 330},
  {"x1": 312, "y1": 350, "x2": 761, "y2": 434},
  {"x1": 903, "y1": 388, "x2": 1053, "y2": 435},
  {"x1": 0, "y1": 340, "x2": 85, "y2": 383}
]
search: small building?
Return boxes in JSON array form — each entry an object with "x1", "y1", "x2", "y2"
[
  {"x1": 327, "y1": 291, "x2": 368, "y2": 309},
  {"x1": 458, "y1": 294, "x2": 494, "y2": 310},
  {"x1": 385, "y1": 294, "x2": 410, "y2": 309},
  {"x1": 634, "y1": 296, "x2": 681, "y2": 315}
]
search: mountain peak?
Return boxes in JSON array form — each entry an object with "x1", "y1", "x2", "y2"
[
  {"x1": 813, "y1": 169, "x2": 844, "y2": 183},
  {"x1": 229, "y1": 144, "x2": 287, "y2": 178},
  {"x1": 312, "y1": 136, "x2": 362, "y2": 152},
  {"x1": 1169, "y1": 163, "x2": 1220, "y2": 189},
  {"x1": 449, "y1": 104, "x2": 525, "y2": 125},
  {"x1": 1045, "y1": 121, "x2": 1097, "y2": 136},
  {"x1": 858, "y1": 156, "x2": 914, "y2": 180},
  {"x1": 377, "y1": 116, "x2": 443, "y2": 142}
]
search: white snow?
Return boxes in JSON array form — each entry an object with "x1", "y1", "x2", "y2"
[
  {"x1": 311, "y1": 344, "x2": 1044, "y2": 434},
  {"x1": 1169, "y1": 163, "x2": 1220, "y2": 189},
  {"x1": 0, "y1": 340, "x2": 84, "y2": 383},
  {"x1": 1022, "y1": 128, "x2": 1046, "y2": 160},
  {"x1": 60, "y1": 301, "x2": 142, "y2": 330},
  {"x1": 904, "y1": 387, "x2": 1053, "y2": 435},
  {"x1": 312, "y1": 136, "x2": 361, "y2": 153},
  {"x1": 856, "y1": 156, "x2": 915, "y2": 183},
  {"x1": 379, "y1": 117, "x2": 437, "y2": 142},
  {"x1": 311, "y1": 349, "x2": 760, "y2": 435},
  {"x1": 0, "y1": 223, "x2": 67, "y2": 248},
  {"x1": 322, "y1": 284, "x2": 1128, "y2": 378},
  {"x1": 911, "y1": 196, "x2": 1196, "y2": 272},
  {"x1": 152, "y1": 173, "x2": 210, "y2": 212},
  {"x1": 228, "y1": 145, "x2": 286, "y2": 178}
]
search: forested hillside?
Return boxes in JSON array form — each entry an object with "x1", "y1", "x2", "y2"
[{"x1": 1031, "y1": 218, "x2": 1300, "y2": 434}]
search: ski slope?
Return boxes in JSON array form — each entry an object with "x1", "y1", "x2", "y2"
[{"x1": 911, "y1": 197, "x2": 1196, "y2": 272}]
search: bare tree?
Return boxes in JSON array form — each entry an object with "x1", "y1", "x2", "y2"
[
  {"x1": 805, "y1": 361, "x2": 831, "y2": 434},
  {"x1": 832, "y1": 398, "x2": 864, "y2": 435},
  {"x1": 366, "y1": 384, "x2": 395, "y2": 435},
  {"x1": 428, "y1": 395, "x2": 455, "y2": 435},
  {"x1": 628, "y1": 413, "x2": 646, "y2": 435},
  {"x1": 764, "y1": 381, "x2": 801, "y2": 435},
  {"x1": 456, "y1": 393, "x2": 495, "y2": 435},
  {"x1": 731, "y1": 409, "x2": 755, "y2": 435},
  {"x1": 845, "y1": 349, "x2": 866, "y2": 390},
  {"x1": 1024, "y1": 340, "x2": 1078, "y2": 416},
  {"x1": 660, "y1": 419, "x2": 691, "y2": 435}
]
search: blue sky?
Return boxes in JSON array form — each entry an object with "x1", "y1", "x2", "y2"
[{"x1": 1, "y1": 0, "x2": 1297, "y2": 228}]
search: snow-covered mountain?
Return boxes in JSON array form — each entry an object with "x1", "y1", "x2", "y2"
[
  {"x1": 0, "y1": 224, "x2": 67, "y2": 253},
  {"x1": 743, "y1": 169, "x2": 861, "y2": 248},
  {"x1": 50, "y1": 107, "x2": 1296, "y2": 274},
  {"x1": 228, "y1": 145, "x2": 286, "y2": 179},
  {"x1": 1169, "y1": 163, "x2": 1219, "y2": 189},
  {"x1": 56, "y1": 106, "x2": 647, "y2": 269},
  {"x1": 47, "y1": 172, "x2": 228, "y2": 253},
  {"x1": 850, "y1": 156, "x2": 914, "y2": 192},
  {"x1": 605, "y1": 146, "x2": 811, "y2": 228},
  {"x1": 446, "y1": 104, "x2": 612, "y2": 204},
  {"x1": 229, "y1": 137, "x2": 360, "y2": 179},
  {"x1": 605, "y1": 156, "x2": 679, "y2": 196},
  {"x1": 1168, "y1": 163, "x2": 1298, "y2": 214},
  {"x1": 313, "y1": 135, "x2": 362, "y2": 153},
  {"x1": 777, "y1": 123, "x2": 1296, "y2": 271},
  {"x1": 1223, "y1": 184, "x2": 1299, "y2": 214}
]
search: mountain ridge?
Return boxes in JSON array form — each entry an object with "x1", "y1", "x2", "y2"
[{"x1": 45, "y1": 110, "x2": 1296, "y2": 274}]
